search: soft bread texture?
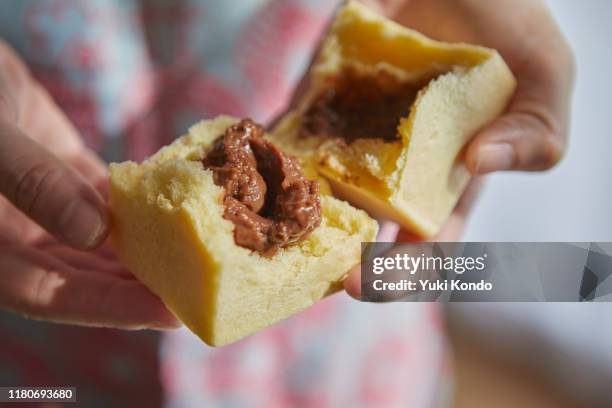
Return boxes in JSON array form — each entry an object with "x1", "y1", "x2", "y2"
[
  {"x1": 109, "y1": 116, "x2": 377, "y2": 346},
  {"x1": 271, "y1": 0, "x2": 517, "y2": 237}
]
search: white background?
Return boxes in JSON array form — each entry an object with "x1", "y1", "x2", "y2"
[{"x1": 454, "y1": 0, "x2": 612, "y2": 400}]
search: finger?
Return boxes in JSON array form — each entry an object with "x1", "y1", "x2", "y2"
[
  {"x1": 466, "y1": 109, "x2": 565, "y2": 174},
  {"x1": 0, "y1": 43, "x2": 108, "y2": 248},
  {"x1": 360, "y1": 0, "x2": 405, "y2": 16},
  {"x1": 0, "y1": 40, "x2": 82, "y2": 155},
  {"x1": 377, "y1": 220, "x2": 400, "y2": 241},
  {"x1": 0, "y1": 245, "x2": 181, "y2": 330},
  {"x1": 345, "y1": 178, "x2": 485, "y2": 298},
  {"x1": 0, "y1": 195, "x2": 47, "y2": 244},
  {"x1": 67, "y1": 149, "x2": 109, "y2": 200},
  {"x1": 36, "y1": 234, "x2": 119, "y2": 260},
  {"x1": 344, "y1": 264, "x2": 361, "y2": 299},
  {"x1": 0, "y1": 120, "x2": 108, "y2": 249},
  {"x1": 466, "y1": 38, "x2": 575, "y2": 174},
  {"x1": 34, "y1": 243, "x2": 133, "y2": 279},
  {"x1": 0, "y1": 41, "x2": 29, "y2": 123},
  {"x1": 343, "y1": 221, "x2": 399, "y2": 297}
]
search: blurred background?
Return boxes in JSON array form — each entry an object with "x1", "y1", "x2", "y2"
[
  {"x1": 450, "y1": 1, "x2": 612, "y2": 406},
  {"x1": 0, "y1": 0, "x2": 610, "y2": 407}
]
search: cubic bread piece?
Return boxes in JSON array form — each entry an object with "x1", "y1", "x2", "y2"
[
  {"x1": 109, "y1": 116, "x2": 377, "y2": 347},
  {"x1": 272, "y1": 0, "x2": 517, "y2": 237}
]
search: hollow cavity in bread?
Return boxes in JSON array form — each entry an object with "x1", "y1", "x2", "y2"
[{"x1": 300, "y1": 66, "x2": 426, "y2": 143}]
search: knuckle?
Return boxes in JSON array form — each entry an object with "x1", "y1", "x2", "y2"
[
  {"x1": 12, "y1": 161, "x2": 66, "y2": 215},
  {"x1": 512, "y1": 112, "x2": 566, "y2": 171}
]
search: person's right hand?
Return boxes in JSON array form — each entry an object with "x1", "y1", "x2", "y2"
[{"x1": 0, "y1": 41, "x2": 179, "y2": 329}]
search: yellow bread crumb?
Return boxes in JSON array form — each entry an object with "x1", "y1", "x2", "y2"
[{"x1": 110, "y1": 116, "x2": 377, "y2": 346}]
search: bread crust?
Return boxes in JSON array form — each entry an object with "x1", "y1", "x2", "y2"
[
  {"x1": 109, "y1": 1, "x2": 517, "y2": 346},
  {"x1": 271, "y1": 0, "x2": 517, "y2": 237},
  {"x1": 110, "y1": 116, "x2": 377, "y2": 346}
]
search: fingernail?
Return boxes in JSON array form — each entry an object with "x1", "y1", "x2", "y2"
[
  {"x1": 59, "y1": 199, "x2": 106, "y2": 249},
  {"x1": 474, "y1": 143, "x2": 515, "y2": 174}
]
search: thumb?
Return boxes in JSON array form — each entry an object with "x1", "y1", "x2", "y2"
[
  {"x1": 0, "y1": 119, "x2": 108, "y2": 249},
  {"x1": 465, "y1": 41, "x2": 574, "y2": 174},
  {"x1": 466, "y1": 110, "x2": 565, "y2": 174}
]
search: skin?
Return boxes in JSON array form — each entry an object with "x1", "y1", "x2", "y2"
[
  {"x1": 0, "y1": 42, "x2": 180, "y2": 329},
  {"x1": 0, "y1": 0, "x2": 574, "y2": 325},
  {"x1": 344, "y1": 0, "x2": 575, "y2": 297}
]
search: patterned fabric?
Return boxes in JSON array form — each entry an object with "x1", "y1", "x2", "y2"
[
  {"x1": 0, "y1": 310, "x2": 164, "y2": 408},
  {"x1": 162, "y1": 298, "x2": 450, "y2": 408},
  {"x1": 0, "y1": 1, "x2": 449, "y2": 407}
]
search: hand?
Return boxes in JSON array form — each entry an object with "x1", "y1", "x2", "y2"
[
  {"x1": 0, "y1": 41, "x2": 179, "y2": 329},
  {"x1": 383, "y1": 0, "x2": 575, "y2": 174},
  {"x1": 343, "y1": 0, "x2": 574, "y2": 296}
]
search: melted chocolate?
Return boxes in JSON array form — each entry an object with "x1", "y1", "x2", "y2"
[
  {"x1": 202, "y1": 119, "x2": 321, "y2": 256},
  {"x1": 301, "y1": 68, "x2": 421, "y2": 142}
]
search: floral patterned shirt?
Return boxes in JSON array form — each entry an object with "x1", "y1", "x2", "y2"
[{"x1": 0, "y1": 1, "x2": 449, "y2": 407}]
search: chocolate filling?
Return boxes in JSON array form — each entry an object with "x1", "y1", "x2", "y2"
[
  {"x1": 301, "y1": 68, "x2": 422, "y2": 143},
  {"x1": 202, "y1": 119, "x2": 322, "y2": 256}
]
